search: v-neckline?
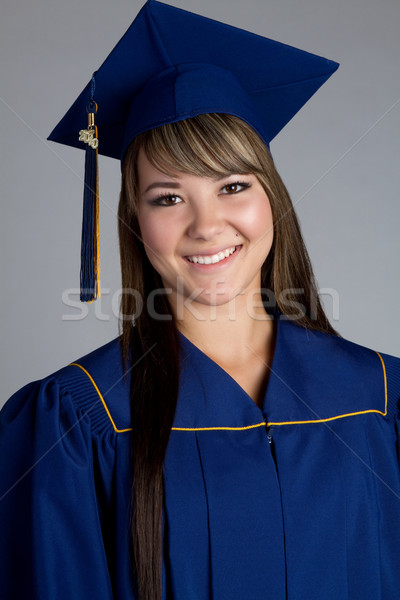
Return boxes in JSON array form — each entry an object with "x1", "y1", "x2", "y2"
[{"x1": 177, "y1": 314, "x2": 282, "y2": 419}]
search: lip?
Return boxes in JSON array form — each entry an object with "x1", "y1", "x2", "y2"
[
  {"x1": 183, "y1": 244, "x2": 242, "y2": 271},
  {"x1": 184, "y1": 243, "x2": 240, "y2": 258}
]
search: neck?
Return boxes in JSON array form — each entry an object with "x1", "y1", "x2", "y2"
[{"x1": 169, "y1": 289, "x2": 275, "y2": 366}]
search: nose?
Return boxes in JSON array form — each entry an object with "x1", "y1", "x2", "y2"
[{"x1": 186, "y1": 196, "x2": 226, "y2": 241}]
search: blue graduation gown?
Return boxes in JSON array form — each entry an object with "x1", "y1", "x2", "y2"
[{"x1": 1, "y1": 315, "x2": 400, "y2": 599}]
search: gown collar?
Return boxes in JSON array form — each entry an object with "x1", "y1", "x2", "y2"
[{"x1": 174, "y1": 312, "x2": 385, "y2": 429}]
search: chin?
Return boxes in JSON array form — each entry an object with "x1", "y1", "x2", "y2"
[
  {"x1": 196, "y1": 293, "x2": 235, "y2": 306},
  {"x1": 184, "y1": 285, "x2": 245, "y2": 306}
]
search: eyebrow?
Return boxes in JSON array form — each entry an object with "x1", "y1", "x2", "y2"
[
  {"x1": 143, "y1": 181, "x2": 182, "y2": 194},
  {"x1": 143, "y1": 174, "x2": 236, "y2": 195}
]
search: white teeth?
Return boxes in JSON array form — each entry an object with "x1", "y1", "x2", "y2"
[
  {"x1": 213, "y1": 251, "x2": 226, "y2": 264},
  {"x1": 187, "y1": 246, "x2": 237, "y2": 264}
]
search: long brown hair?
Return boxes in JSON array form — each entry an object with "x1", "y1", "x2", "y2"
[{"x1": 118, "y1": 112, "x2": 338, "y2": 600}]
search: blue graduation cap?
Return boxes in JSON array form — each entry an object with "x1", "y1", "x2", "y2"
[{"x1": 48, "y1": 0, "x2": 339, "y2": 302}]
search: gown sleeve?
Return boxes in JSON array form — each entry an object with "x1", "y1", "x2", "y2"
[
  {"x1": 0, "y1": 376, "x2": 114, "y2": 600},
  {"x1": 381, "y1": 351, "x2": 400, "y2": 464}
]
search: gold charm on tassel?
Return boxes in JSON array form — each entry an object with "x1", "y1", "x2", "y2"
[
  {"x1": 79, "y1": 113, "x2": 99, "y2": 150},
  {"x1": 79, "y1": 110, "x2": 99, "y2": 149}
]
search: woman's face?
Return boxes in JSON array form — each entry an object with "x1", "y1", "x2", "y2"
[{"x1": 136, "y1": 147, "x2": 274, "y2": 311}]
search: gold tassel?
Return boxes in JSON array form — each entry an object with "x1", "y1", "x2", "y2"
[{"x1": 78, "y1": 100, "x2": 100, "y2": 302}]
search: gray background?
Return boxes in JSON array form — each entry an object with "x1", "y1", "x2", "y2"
[{"x1": 1, "y1": 0, "x2": 399, "y2": 404}]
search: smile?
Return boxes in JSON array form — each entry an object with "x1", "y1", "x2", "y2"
[{"x1": 186, "y1": 245, "x2": 239, "y2": 264}]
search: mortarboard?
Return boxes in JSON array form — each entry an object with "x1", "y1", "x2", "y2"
[{"x1": 48, "y1": 0, "x2": 339, "y2": 302}]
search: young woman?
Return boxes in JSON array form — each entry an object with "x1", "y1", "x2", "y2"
[{"x1": 1, "y1": 2, "x2": 400, "y2": 600}]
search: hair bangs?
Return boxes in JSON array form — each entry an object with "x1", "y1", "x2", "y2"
[{"x1": 139, "y1": 113, "x2": 265, "y2": 179}]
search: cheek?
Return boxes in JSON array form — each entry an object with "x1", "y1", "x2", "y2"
[
  {"x1": 238, "y1": 197, "x2": 274, "y2": 241},
  {"x1": 137, "y1": 210, "x2": 182, "y2": 271},
  {"x1": 137, "y1": 213, "x2": 170, "y2": 255}
]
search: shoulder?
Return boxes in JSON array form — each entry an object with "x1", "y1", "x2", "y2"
[
  {"x1": 2, "y1": 336, "x2": 132, "y2": 436},
  {"x1": 318, "y1": 328, "x2": 400, "y2": 416},
  {"x1": 273, "y1": 316, "x2": 400, "y2": 422},
  {"x1": 54, "y1": 335, "x2": 133, "y2": 434},
  {"x1": 307, "y1": 326, "x2": 400, "y2": 395}
]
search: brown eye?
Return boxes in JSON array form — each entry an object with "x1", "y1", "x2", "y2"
[
  {"x1": 222, "y1": 181, "x2": 251, "y2": 194},
  {"x1": 164, "y1": 195, "x2": 178, "y2": 205},
  {"x1": 151, "y1": 194, "x2": 183, "y2": 206}
]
